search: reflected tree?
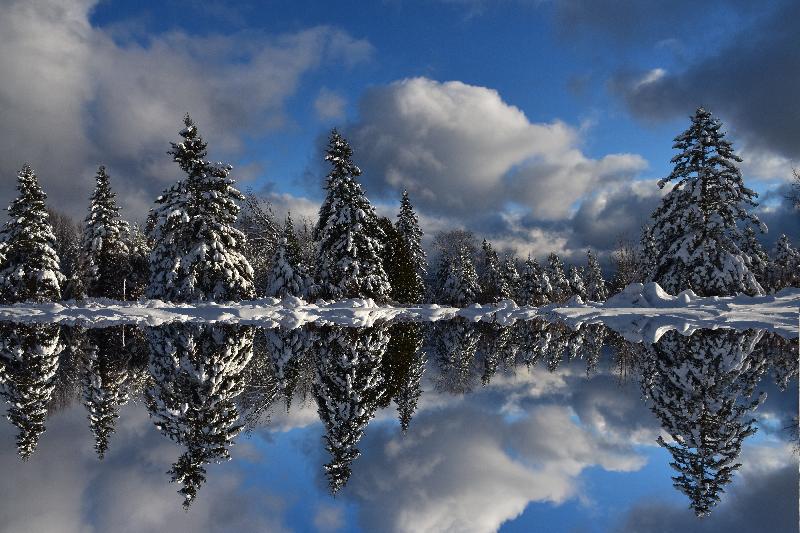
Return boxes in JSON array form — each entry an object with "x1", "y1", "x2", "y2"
[
  {"x1": 0, "y1": 323, "x2": 62, "y2": 459},
  {"x1": 428, "y1": 320, "x2": 480, "y2": 394},
  {"x1": 313, "y1": 325, "x2": 389, "y2": 493},
  {"x1": 643, "y1": 329, "x2": 769, "y2": 516},
  {"x1": 381, "y1": 323, "x2": 425, "y2": 431},
  {"x1": 146, "y1": 323, "x2": 254, "y2": 508}
]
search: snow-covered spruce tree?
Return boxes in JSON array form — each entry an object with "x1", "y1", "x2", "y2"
[
  {"x1": 584, "y1": 250, "x2": 608, "y2": 302},
  {"x1": 147, "y1": 115, "x2": 254, "y2": 303},
  {"x1": 313, "y1": 130, "x2": 390, "y2": 302},
  {"x1": 519, "y1": 256, "x2": 552, "y2": 306},
  {"x1": 81, "y1": 166, "x2": 130, "y2": 299},
  {"x1": 266, "y1": 214, "x2": 308, "y2": 298},
  {"x1": 642, "y1": 329, "x2": 767, "y2": 517},
  {"x1": 568, "y1": 265, "x2": 587, "y2": 301},
  {"x1": 741, "y1": 226, "x2": 769, "y2": 290},
  {"x1": 479, "y1": 240, "x2": 511, "y2": 303},
  {"x1": 146, "y1": 323, "x2": 254, "y2": 508},
  {"x1": 500, "y1": 254, "x2": 521, "y2": 301},
  {"x1": 0, "y1": 164, "x2": 62, "y2": 302},
  {"x1": 0, "y1": 323, "x2": 62, "y2": 460},
  {"x1": 768, "y1": 234, "x2": 800, "y2": 291},
  {"x1": 393, "y1": 191, "x2": 427, "y2": 303},
  {"x1": 313, "y1": 325, "x2": 389, "y2": 493},
  {"x1": 436, "y1": 243, "x2": 480, "y2": 306},
  {"x1": 546, "y1": 253, "x2": 570, "y2": 303},
  {"x1": 263, "y1": 326, "x2": 316, "y2": 411},
  {"x1": 82, "y1": 327, "x2": 132, "y2": 459},
  {"x1": 650, "y1": 108, "x2": 763, "y2": 296}
]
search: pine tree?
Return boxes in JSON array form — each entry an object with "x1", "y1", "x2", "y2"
[
  {"x1": 394, "y1": 191, "x2": 427, "y2": 303},
  {"x1": 546, "y1": 253, "x2": 570, "y2": 303},
  {"x1": 147, "y1": 115, "x2": 254, "y2": 302},
  {"x1": 436, "y1": 243, "x2": 480, "y2": 306},
  {"x1": 313, "y1": 325, "x2": 388, "y2": 493},
  {"x1": 431, "y1": 320, "x2": 480, "y2": 394},
  {"x1": 519, "y1": 256, "x2": 551, "y2": 306},
  {"x1": 650, "y1": 108, "x2": 763, "y2": 296},
  {"x1": 479, "y1": 240, "x2": 510, "y2": 303},
  {"x1": 314, "y1": 130, "x2": 391, "y2": 301},
  {"x1": 568, "y1": 265, "x2": 587, "y2": 300},
  {"x1": 49, "y1": 209, "x2": 85, "y2": 300},
  {"x1": 81, "y1": 166, "x2": 130, "y2": 299},
  {"x1": 266, "y1": 214, "x2": 308, "y2": 298},
  {"x1": 584, "y1": 250, "x2": 608, "y2": 302},
  {"x1": 0, "y1": 164, "x2": 63, "y2": 302},
  {"x1": 741, "y1": 226, "x2": 769, "y2": 290},
  {"x1": 0, "y1": 323, "x2": 62, "y2": 459},
  {"x1": 146, "y1": 323, "x2": 254, "y2": 508},
  {"x1": 385, "y1": 323, "x2": 425, "y2": 432},
  {"x1": 500, "y1": 254, "x2": 521, "y2": 302},
  {"x1": 768, "y1": 234, "x2": 800, "y2": 291}
]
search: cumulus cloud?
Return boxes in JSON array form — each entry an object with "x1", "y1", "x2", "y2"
[
  {"x1": 0, "y1": 0, "x2": 372, "y2": 219},
  {"x1": 314, "y1": 88, "x2": 347, "y2": 121},
  {"x1": 348, "y1": 77, "x2": 646, "y2": 222}
]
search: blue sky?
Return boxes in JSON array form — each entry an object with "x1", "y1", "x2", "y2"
[{"x1": 0, "y1": 0, "x2": 798, "y2": 262}]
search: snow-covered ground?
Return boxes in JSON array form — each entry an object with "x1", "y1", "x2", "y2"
[{"x1": 0, "y1": 283, "x2": 796, "y2": 340}]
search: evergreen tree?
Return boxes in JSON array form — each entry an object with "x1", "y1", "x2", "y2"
[
  {"x1": 314, "y1": 130, "x2": 391, "y2": 301},
  {"x1": 385, "y1": 323, "x2": 425, "y2": 432},
  {"x1": 430, "y1": 320, "x2": 480, "y2": 394},
  {"x1": 147, "y1": 115, "x2": 254, "y2": 302},
  {"x1": 313, "y1": 325, "x2": 388, "y2": 493},
  {"x1": 0, "y1": 323, "x2": 62, "y2": 459},
  {"x1": 500, "y1": 254, "x2": 521, "y2": 301},
  {"x1": 768, "y1": 234, "x2": 800, "y2": 291},
  {"x1": 376, "y1": 217, "x2": 405, "y2": 303},
  {"x1": 568, "y1": 265, "x2": 587, "y2": 300},
  {"x1": 266, "y1": 214, "x2": 308, "y2": 298},
  {"x1": 394, "y1": 190, "x2": 427, "y2": 303},
  {"x1": 741, "y1": 226, "x2": 769, "y2": 290},
  {"x1": 479, "y1": 240, "x2": 510, "y2": 303},
  {"x1": 584, "y1": 250, "x2": 608, "y2": 302},
  {"x1": 436, "y1": 243, "x2": 480, "y2": 306},
  {"x1": 0, "y1": 164, "x2": 62, "y2": 302},
  {"x1": 650, "y1": 108, "x2": 763, "y2": 296},
  {"x1": 147, "y1": 323, "x2": 254, "y2": 508},
  {"x1": 81, "y1": 166, "x2": 130, "y2": 299},
  {"x1": 519, "y1": 256, "x2": 551, "y2": 306},
  {"x1": 546, "y1": 253, "x2": 570, "y2": 302},
  {"x1": 263, "y1": 327, "x2": 316, "y2": 411}
]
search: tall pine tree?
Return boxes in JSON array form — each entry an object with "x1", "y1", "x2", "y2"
[
  {"x1": 81, "y1": 166, "x2": 130, "y2": 299},
  {"x1": 584, "y1": 250, "x2": 608, "y2": 302},
  {"x1": 0, "y1": 164, "x2": 62, "y2": 302},
  {"x1": 266, "y1": 214, "x2": 308, "y2": 298},
  {"x1": 314, "y1": 130, "x2": 391, "y2": 301},
  {"x1": 147, "y1": 115, "x2": 254, "y2": 302},
  {"x1": 650, "y1": 108, "x2": 763, "y2": 296},
  {"x1": 393, "y1": 191, "x2": 427, "y2": 303},
  {"x1": 479, "y1": 240, "x2": 511, "y2": 303},
  {"x1": 546, "y1": 253, "x2": 570, "y2": 303}
]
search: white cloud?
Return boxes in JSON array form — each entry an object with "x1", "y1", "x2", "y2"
[
  {"x1": 314, "y1": 88, "x2": 347, "y2": 121},
  {"x1": 0, "y1": 0, "x2": 373, "y2": 220},
  {"x1": 349, "y1": 77, "x2": 647, "y2": 222}
]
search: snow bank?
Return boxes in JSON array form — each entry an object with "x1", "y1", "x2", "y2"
[{"x1": 0, "y1": 283, "x2": 795, "y2": 340}]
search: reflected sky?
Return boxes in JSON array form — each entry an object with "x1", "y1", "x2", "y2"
[{"x1": 0, "y1": 319, "x2": 796, "y2": 533}]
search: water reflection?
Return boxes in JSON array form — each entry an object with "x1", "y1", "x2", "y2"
[{"x1": 0, "y1": 318, "x2": 795, "y2": 519}]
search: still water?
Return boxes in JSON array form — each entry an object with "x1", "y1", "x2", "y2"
[{"x1": 0, "y1": 319, "x2": 796, "y2": 532}]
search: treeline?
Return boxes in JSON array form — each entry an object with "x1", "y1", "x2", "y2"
[{"x1": 0, "y1": 108, "x2": 797, "y2": 305}]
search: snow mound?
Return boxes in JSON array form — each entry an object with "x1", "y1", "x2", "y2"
[{"x1": 604, "y1": 282, "x2": 677, "y2": 308}]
